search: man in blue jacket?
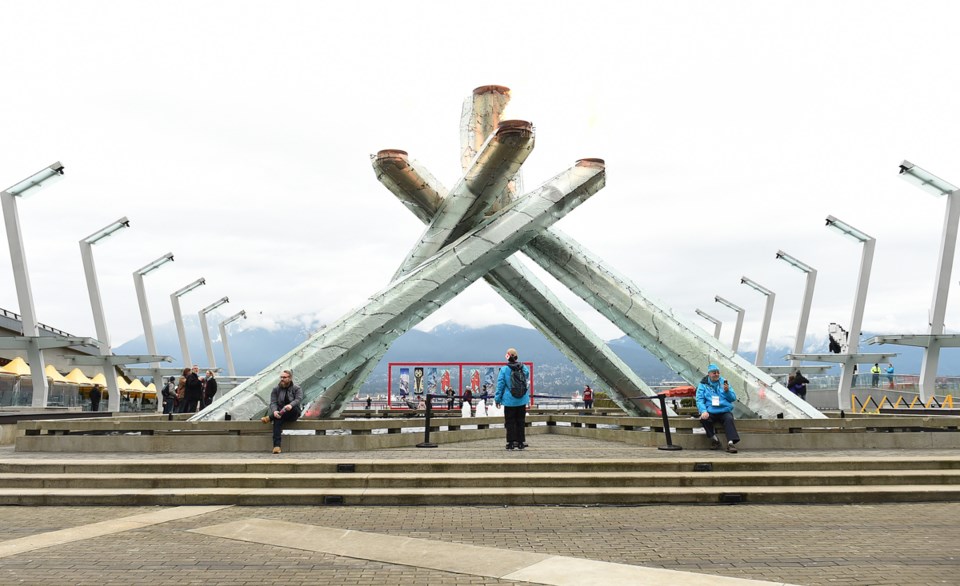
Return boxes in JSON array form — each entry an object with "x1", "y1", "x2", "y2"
[
  {"x1": 495, "y1": 347, "x2": 530, "y2": 450},
  {"x1": 695, "y1": 363, "x2": 741, "y2": 453}
]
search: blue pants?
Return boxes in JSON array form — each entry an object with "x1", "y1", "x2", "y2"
[
  {"x1": 701, "y1": 411, "x2": 740, "y2": 444},
  {"x1": 270, "y1": 409, "x2": 300, "y2": 447}
]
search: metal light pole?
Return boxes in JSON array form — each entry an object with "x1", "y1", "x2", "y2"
[
  {"x1": 80, "y1": 216, "x2": 131, "y2": 412},
  {"x1": 776, "y1": 251, "x2": 817, "y2": 369},
  {"x1": 198, "y1": 296, "x2": 229, "y2": 369},
  {"x1": 133, "y1": 252, "x2": 174, "y2": 411},
  {"x1": 218, "y1": 310, "x2": 246, "y2": 377},
  {"x1": 695, "y1": 309, "x2": 722, "y2": 339},
  {"x1": 715, "y1": 295, "x2": 745, "y2": 352},
  {"x1": 899, "y1": 161, "x2": 959, "y2": 402},
  {"x1": 170, "y1": 278, "x2": 205, "y2": 367},
  {"x1": 1, "y1": 162, "x2": 65, "y2": 407},
  {"x1": 741, "y1": 277, "x2": 776, "y2": 366},
  {"x1": 826, "y1": 215, "x2": 875, "y2": 408}
]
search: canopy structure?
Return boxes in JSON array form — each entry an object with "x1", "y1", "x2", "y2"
[
  {"x1": 64, "y1": 368, "x2": 95, "y2": 385},
  {"x1": 90, "y1": 373, "x2": 107, "y2": 386},
  {"x1": 44, "y1": 364, "x2": 73, "y2": 384},
  {"x1": 0, "y1": 357, "x2": 31, "y2": 376}
]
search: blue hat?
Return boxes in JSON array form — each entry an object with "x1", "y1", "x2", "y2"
[{"x1": 707, "y1": 364, "x2": 720, "y2": 373}]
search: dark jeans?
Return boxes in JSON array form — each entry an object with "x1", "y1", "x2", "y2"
[
  {"x1": 503, "y1": 405, "x2": 526, "y2": 445},
  {"x1": 270, "y1": 409, "x2": 301, "y2": 447},
  {"x1": 584, "y1": 400, "x2": 593, "y2": 409},
  {"x1": 179, "y1": 397, "x2": 200, "y2": 413},
  {"x1": 162, "y1": 400, "x2": 174, "y2": 414},
  {"x1": 701, "y1": 411, "x2": 740, "y2": 444}
]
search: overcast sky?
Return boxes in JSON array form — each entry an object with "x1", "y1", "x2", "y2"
[{"x1": 2, "y1": 1, "x2": 960, "y2": 360}]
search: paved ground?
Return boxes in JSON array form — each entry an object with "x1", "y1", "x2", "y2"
[{"x1": 1, "y1": 436, "x2": 958, "y2": 585}]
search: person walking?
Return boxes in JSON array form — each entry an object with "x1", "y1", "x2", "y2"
[
  {"x1": 495, "y1": 347, "x2": 530, "y2": 450},
  {"x1": 261, "y1": 369, "x2": 303, "y2": 454},
  {"x1": 695, "y1": 363, "x2": 741, "y2": 453},
  {"x1": 89, "y1": 384, "x2": 102, "y2": 412},
  {"x1": 202, "y1": 370, "x2": 218, "y2": 407}
]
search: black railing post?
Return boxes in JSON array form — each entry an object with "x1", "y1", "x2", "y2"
[
  {"x1": 417, "y1": 394, "x2": 438, "y2": 448},
  {"x1": 657, "y1": 393, "x2": 682, "y2": 451}
]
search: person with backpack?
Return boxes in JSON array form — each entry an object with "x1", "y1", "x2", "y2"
[
  {"x1": 161, "y1": 376, "x2": 176, "y2": 414},
  {"x1": 495, "y1": 347, "x2": 530, "y2": 451}
]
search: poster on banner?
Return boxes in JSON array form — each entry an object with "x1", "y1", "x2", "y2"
[
  {"x1": 413, "y1": 367, "x2": 424, "y2": 395},
  {"x1": 398, "y1": 368, "x2": 409, "y2": 398},
  {"x1": 440, "y1": 370, "x2": 451, "y2": 392},
  {"x1": 470, "y1": 369, "x2": 480, "y2": 392}
]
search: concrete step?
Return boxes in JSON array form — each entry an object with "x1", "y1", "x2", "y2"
[
  {"x1": 0, "y1": 484, "x2": 957, "y2": 506},
  {"x1": 1, "y1": 469, "x2": 958, "y2": 490},
  {"x1": 2, "y1": 456, "x2": 959, "y2": 475}
]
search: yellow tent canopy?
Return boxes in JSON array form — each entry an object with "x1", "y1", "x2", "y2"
[
  {"x1": 146, "y1": 382, "x2": 157, "y2": 392},
  {"x1": 64, "y1": 368, "x2": 94, "y2": 385},
  {"x1": 128, "y1": 378, "x2": 148, "y2": 391},
  {"x1": 0, "y1": 357, "x2": 31, "y2": 376},
  {"x1": 91, "y1": 373, "x2": 107, "y2": 386},
  {"x1": 44, "y1": 364, "x2": 73, "y2": 383}
]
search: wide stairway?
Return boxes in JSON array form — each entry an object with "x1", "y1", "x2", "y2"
[{"x1": 1, "y1": 454, "x2": 958, "y2": 506}]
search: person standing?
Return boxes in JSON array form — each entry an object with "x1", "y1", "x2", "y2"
[
  {"x1": 180, "y1": 366, "x2": 203, "y2": 413},
  {"x1": 695, "y1": 363, "x2": 740, "y2": 453},
  {"x1": 886, "y1": 363, "x2": 895, "y2": 388},
  {"x1": 203, "y1": 370, "x2": 218, "y2": 407},
  {"x1": 89, "y1": 384, "x2": 102, "y2": 412},
  {"x1": 260, "y1": 369, "x2": 303, "y2": 454},
  {"x1": 495, "y1": 347, "x2": 530, "y2": 450},
  {"x1": 445, "y1": 387, "x2": 455, "y2": 410},
  {"x1": 462, "y1": 387, "x2": 473, "y2": 408},
  {"x1": 583, "y1": 385, "x2": 594, "y2": 409},
  {"x1": 161, "y1": 376, "x2": 176, "y2": 414},
  {"x1": 870, "y1": 363, "x2": 881, "y2": 388}
]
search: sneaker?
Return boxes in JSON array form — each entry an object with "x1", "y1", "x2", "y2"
[
  {"x1": 710, "y1": 435, "x2": 721, "y2": 450},
  {"x1": 261, "y1": 416, "x2": 270, "y2": 424},
  {"x1": 506, "y1": 442, "x2": 515, "y2": 450},
  {"x1": 726, "y1": 441, "x2": 738, "y2": 454},
  {"x1": 517, "y1": 443, "x2": 525, "y2": 450},
  {"x1": 272, "y1": 446, "x2": 281, "y2": 454}
]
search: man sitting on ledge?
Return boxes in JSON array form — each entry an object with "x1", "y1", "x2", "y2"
[
  {"x1": 696, "y1": 363, "x2": 741, "y2": 453},
  {"x1": 261, "y1": 369, "x2": 303, "y2": 454}
]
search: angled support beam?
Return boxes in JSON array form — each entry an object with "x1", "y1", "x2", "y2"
[
  {"x1": 193, "y1": 161, "x2": 605, "y2": 421},
  {"x1": 522, "y1": 228, "x2": 824, "y2": 419},
  {"x1": 65, "y1": 354, "x2": 174, "y2": 366}
]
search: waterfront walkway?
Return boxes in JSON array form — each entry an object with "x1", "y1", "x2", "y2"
[{"x1": 1, "y1": 436, "x2": 957, "y2": 585}]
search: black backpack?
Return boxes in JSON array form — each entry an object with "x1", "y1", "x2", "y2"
[{"x1": 508, "y1": 363, "x2": 527, "y2": 398}]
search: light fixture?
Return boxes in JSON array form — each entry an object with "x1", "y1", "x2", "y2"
[
  {"x1": 221, "y1": 310, "x2": 247, "y2": 326},
  {"x1": 200, "y1": 296, "x2": 230, "y2": 315},
  {"x1": 825, "y1": 215, "x2": 872, "y2": 243},
  {"x1": 135, "y1": 252, "x2": 174, "y2": 276},
  {"x1": 173, "y1": 278, "x2": 206, "y2": 298},
  {"x1": 899, "y1": 160, "x2": 958, "y2": 196},
  {"x1": 715, "y1": 296, "x2": 743, "y2": 313},
  {"x1": 82, "y1": 216, "x2": 130, "y2": 245},
  {"x1": 775, "y1": 250, "x2": 814, "y2": 273},
  {"x1": 3, "y1": 162, "x2": 64, "y2": 197},
  {"x1": 740, "y1": 276, "x2": 773, "y2": 296}
]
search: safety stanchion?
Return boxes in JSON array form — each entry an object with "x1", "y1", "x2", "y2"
[{"x1": 417, "y1": 393, "x2": 441, "y2": 448}]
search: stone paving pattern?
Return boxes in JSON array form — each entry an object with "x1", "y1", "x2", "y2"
[{"x1": 1, "y1": 437, "x2": 958, "y2": 585}]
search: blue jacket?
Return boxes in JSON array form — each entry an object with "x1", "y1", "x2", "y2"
[
  {"x1": 696, "y1": 375, "x2": 736, "y2": 415},
  {"x1": 495, "y1": 362, "x2": 530, "y2": 407}
]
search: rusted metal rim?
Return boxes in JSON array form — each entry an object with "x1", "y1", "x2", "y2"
[
  {"x1": 375, "y1": 149, "x2": 409, "y2": 162},
  {"x1": 495, "y1": 120, "x2": 533, "y2": 137},
  {"x1": 576, "y1": 158, "x2": 605, "y2": 168},
  {"x1": 473, "y1": 85, "x2": 510, "y2": 96}
]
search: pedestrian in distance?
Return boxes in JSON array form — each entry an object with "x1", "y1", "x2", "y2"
[
  {"x1": 583, "y1": 385, "x2": 594, "y2": 409},
  {"x1": 89, "y1": 384, "x2": 102, "y2": 412},
  {"x1": 495, "y1": 347, "x2": 530, "y2": 450},
  {"x1": 260, "y1": 369, "x2": 303, "y2": 454},
  {"x1": 871, "y1": 363, "x2": 881, "y2": 388},
  {"x1": 793, "y1": 370, "x2": 810, "y2": 401},
  {"x1": 886, "y1": 363, "x2": 895, "y2": 389},
  {"x1": 202, "y1": 370, "x2": 217, "y2": 407},
  {"x1": 161, "y1": 376, "x2": 176, "y2": 414},
  {"x1": 180, "y1": 366, "x2": 203, "y2": 413},
  {"x1": 695, "y1": 363, "x2": 741, "y2": 453}
]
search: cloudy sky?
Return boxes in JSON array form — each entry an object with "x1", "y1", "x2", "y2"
[{"x1": 2, "y1": 1, "x2": 960, "y2": 359}]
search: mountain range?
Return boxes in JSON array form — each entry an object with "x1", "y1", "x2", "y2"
[{"x1": 115, "y1": 317, "x2": 954, "y2": 393}]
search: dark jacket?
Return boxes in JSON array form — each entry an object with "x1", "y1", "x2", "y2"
[
  {"x1": 185, "y1": 372, "x2": 203, "y2": 401},
  {"x1": 204, "y1": 377, "x2": 218, "y2": 400},
  {"x1": 269, "y1": 383, "x2": 304, "y2": 414}
]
